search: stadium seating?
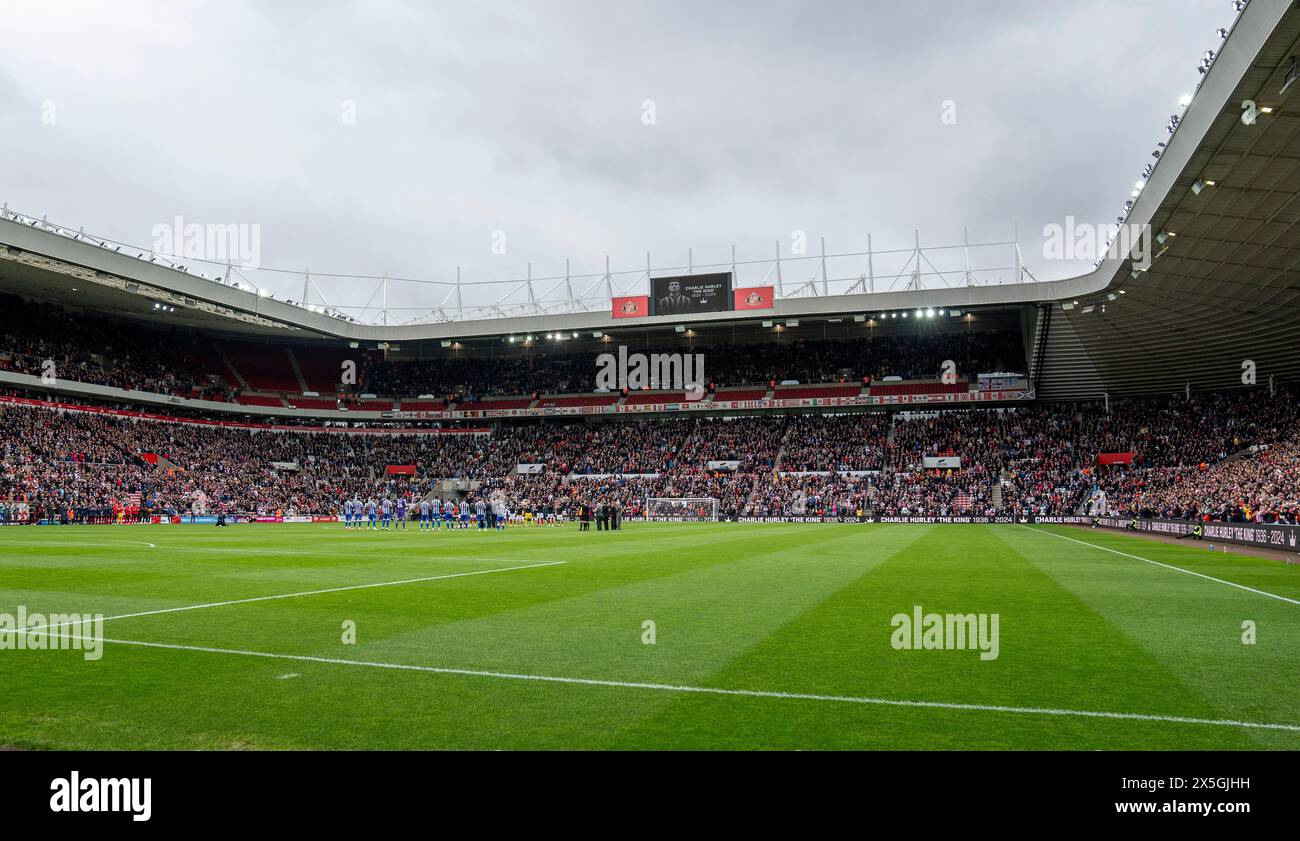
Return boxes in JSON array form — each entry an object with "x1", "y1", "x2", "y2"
[
  {"x1": 773, "y1": 384, "x2": 864, "y2": 400},
  {"x1": 869, "y1": 381, "x2": 969, "y2": 397},
  {"x1": 536, "y1": 394, "x2": 621, "y2": 408},
  {"x1": 0, "y1": 294, "x2": 1025, "y2": 405},
  {"x1": 4, "y1": 290, "x2": 1296, "y2": 525},
  {"x1": 623, "y1": 391, "x2": 687, "y2": 405},
  {"x1": 4, "y1": 386, "x2": 1295, "y2": 524}
]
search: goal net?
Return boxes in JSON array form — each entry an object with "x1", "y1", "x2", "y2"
[{"x1": 644, "y1": 497, "x2": 719, "y2": 522}]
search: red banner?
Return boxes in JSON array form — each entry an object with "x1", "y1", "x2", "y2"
[
  {"x1": 611, "y1": 295, "x2": 649, "y2": 318},
  {"x1": 733, "y1": 286, "x2": 774, "y2": 310},
  {"x1": 1096, "y1": 452, "x2": 1135, "y2": 465},
  {"x1": 386, "y1": 464, "x2": 417, "y2": 475}
]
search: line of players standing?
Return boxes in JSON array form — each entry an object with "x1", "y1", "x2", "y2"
[
  {"x1": 339, "y1": 495, "x2": 624, "y2": 532},
  {"x1": 341, "y1": 495, "x2": 509, "y2": 531}
]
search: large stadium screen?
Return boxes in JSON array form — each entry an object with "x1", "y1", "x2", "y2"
[{"x1": 649, "y1": 272, "x2": 732, "y2": 316}]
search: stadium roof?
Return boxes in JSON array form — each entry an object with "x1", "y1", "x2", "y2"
[
  {"x1": 1037, "y1": 0, "x2": 1300, "y2": 399},
  {"x1": 0, "y1": 0, "x2": 1296, "y2": 399}
]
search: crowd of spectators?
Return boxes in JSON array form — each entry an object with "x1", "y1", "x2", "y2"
[
  {"x1": 363, "y1": 332, "x2": 1026, "y2": 399},
  {"x1": 0, "y1": 294, "x2": 233, "y2": 400},
  {"x1": 1, "y1": 293, "x2": 1026, "y2": 403},
  {"x1": 3, "y1": 386, "x2": 1297, "y2": 523}
]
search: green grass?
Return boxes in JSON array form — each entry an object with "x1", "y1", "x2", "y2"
[{"x1": 0, "y1": 521, "x2": 1297, "y2": 750}]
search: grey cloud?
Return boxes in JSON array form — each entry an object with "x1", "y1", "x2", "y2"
[{"x1": 0, "y1": 0, "x2": 1229, "y2": 312}]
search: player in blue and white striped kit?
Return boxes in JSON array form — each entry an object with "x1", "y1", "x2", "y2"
[
  {"x1": 343, "y1": 498, "x2": 354, "y2": 529},
  {"x1": 429, "y1": 496, "x2": 441, "y2": 530},
  {"x1": 418, "y1": 498, "x2": 431, "y2": 530}
]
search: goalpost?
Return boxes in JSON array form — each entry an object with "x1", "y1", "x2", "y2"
[{"x1": 644, "y1": 497, "x2": 720, "y2": 522}]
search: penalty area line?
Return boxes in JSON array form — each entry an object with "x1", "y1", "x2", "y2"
[
  {"x1": 65, "y1": 635, "x2": 1300, "y2": 735},
  {"x1": 1018, "y1": 525, "x2": 1300, "y2": 607}
]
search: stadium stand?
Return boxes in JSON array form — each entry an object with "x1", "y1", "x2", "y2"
[
  {"x1": 4, "y1": 385, "x2": 1297, "y2": 524},
  {"x1": 0, "y1": 294, "x2": 1026, "y2": 406}
]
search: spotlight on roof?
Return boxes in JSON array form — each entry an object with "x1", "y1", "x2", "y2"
[
  {"x1": 925, "y1": 308, "x2": 934, "y2": 318},
  {"x1": 508, "y1": 336, "x2": 516, "y2": 343},
  {"x1": 440, "y1": 340, "x2": 453, "y2": 348},
  {"x1": 675, "y1": 325, "x2": 686, "y2": 333},
  {"x1": 1178, "y1": 93, "x2": 1192, "y2": 108}
]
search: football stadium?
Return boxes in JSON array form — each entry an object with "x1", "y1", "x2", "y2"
[{"x1": 1, "y1": 0, "x2": 1298, "y2": 787}]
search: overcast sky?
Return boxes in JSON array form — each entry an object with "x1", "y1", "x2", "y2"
[{"x1": 0, "y1": 0, "x2": 1231, "y2": 319}]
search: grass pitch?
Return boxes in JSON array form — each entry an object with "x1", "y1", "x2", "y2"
[{"x1": 0, "y1": 521, "x2": 1297, "y2": 750}]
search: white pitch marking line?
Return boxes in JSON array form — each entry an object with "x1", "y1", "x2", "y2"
[
  {"x1": 0, "y1": 539, "x2": 157, "y2": 549},
  {"x1": 64, "y1": 635, "x2": 1300, "y2": 735},
  {"x1": 1019, "y1": 525, "x2": 1300, "y2": 606},
  {"x1": 27, "y1": 561, "x2": 566, "y2": 633},
  {"x1": 133, "y1": 544, "x2": 564, "y2": 566}
]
